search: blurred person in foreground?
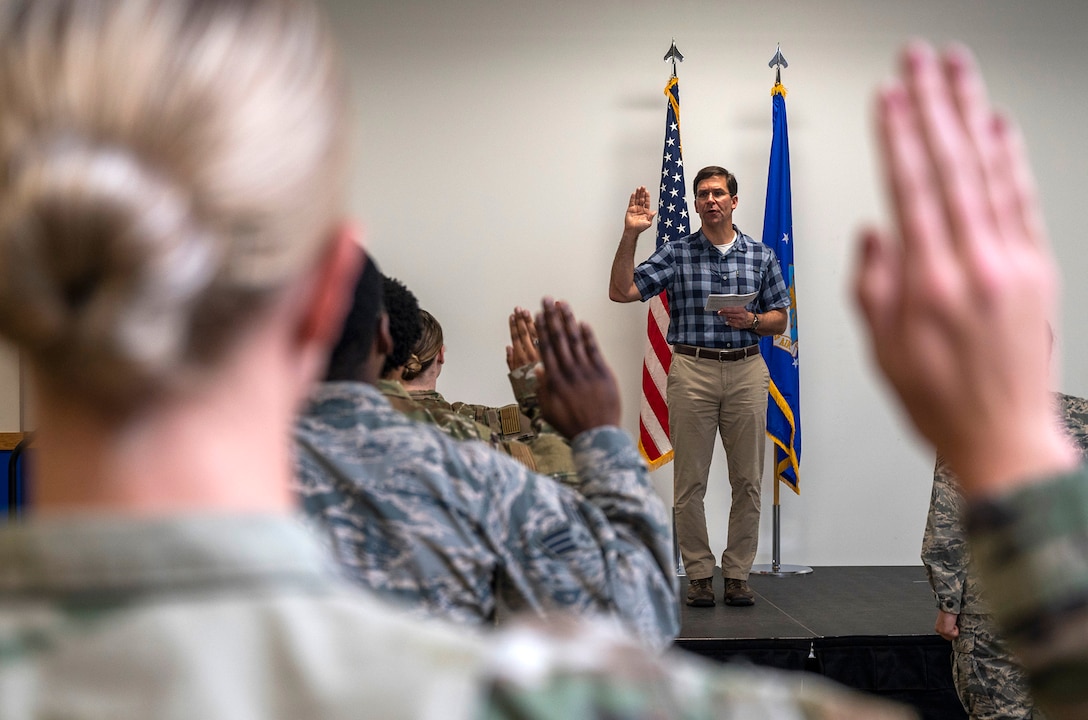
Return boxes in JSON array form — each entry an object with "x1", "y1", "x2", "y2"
[
  {"x1": 296, "y1": 258, "x2": 675, "y2": 648},
  {"x1": 855, "y1": 41, "x2": 1088, "y2": 720},
  {"x1": 922, "y1": 389, "x2": 1087, "y2": 720},
  {"x1": 0, "y1": 0, "x2": 913, "y2": 716}
]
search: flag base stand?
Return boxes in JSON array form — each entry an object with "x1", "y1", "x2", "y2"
[
  {"x1": 752, "y1": 563, "x2": 812, "y2": 577},
  {"x1": 751, "y1": 493, "x2": 811, "y2": 577}
]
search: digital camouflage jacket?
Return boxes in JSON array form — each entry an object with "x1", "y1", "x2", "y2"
[
  {"x1": 293, "y1": 381, "x2": 679, "y2": 650},
  {"x1": 922, "y1": 393, "x2": 1088, "y2": 617}
]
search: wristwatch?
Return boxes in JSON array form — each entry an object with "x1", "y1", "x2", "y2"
[{"x1": 750, "y1": 313, "x2": 760, "y2": 331}]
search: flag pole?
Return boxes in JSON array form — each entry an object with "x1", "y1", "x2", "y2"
[
  {"x1": 664, "y1": 39, "x2": 683, "y2": 78},
  {"x1": 752, "y1": 44, "x2": 811, "y2": 578},
  {"x1": 657, "y1": 39, "x2": 687, "y2": 577}
]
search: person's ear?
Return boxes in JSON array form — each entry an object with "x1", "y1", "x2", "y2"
[
  {"x1": 298, "y1": 221, "x2": 364, "y2": 352},
  {"x1": 376, "y1": 313, "x2": 393, "y2": 358},
  {"x1": 437, "y1": 345, "x2": 446, "y2": 365}
]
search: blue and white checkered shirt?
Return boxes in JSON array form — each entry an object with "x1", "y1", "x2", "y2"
[{"x1": 633, "y1": 227, "x2": 790, "y2": 349}]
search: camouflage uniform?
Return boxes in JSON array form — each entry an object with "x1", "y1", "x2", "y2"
[
  {"x1": 969, "y1": 462, "x2": 1088, "y2": 720},
  {"x1": 404, "y1": 365, "x2": 578, "y2": 486},
  {"x1": 0, "y1": 514, "x2": 916, "y2": 719},
  {"x1": 377, "y1": 361, "x2": 577, "y2": 484},
  {"x1": 451, "y1": 361, "x2": 561, "y2": 442},
  {"x1": 379, "y1": 379, "x2": 489, "y2": 441},
  {"x1": 380, "y1": 379, "x2": 566, "y2": 477},
  {"x1": 412, "y1": 391, "x2": 532, "y2": 442},
  {"x1": 505, "y1": 362, "x2": 577, "y2": 438},
  {"x1": 293, "y1": 381, "x2": 680, "y2": 650},
  {"x1": 922, "y1": 393, "x2": 1088, "y2": 719}
]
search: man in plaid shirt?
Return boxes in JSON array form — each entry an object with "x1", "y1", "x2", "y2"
[{"x1": 609, "y1": 167, "x2": 790, "y2": 608}]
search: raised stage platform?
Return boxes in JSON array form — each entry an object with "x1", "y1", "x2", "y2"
[{"x1": 674, "y1": 566, "x2": 965, "y2": 720}]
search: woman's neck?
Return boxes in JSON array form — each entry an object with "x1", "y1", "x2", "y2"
[
  {"x1": 401, "y1": 374, "x2": 437, "y2": 392},
  {"x1": 29, "y1": 335, "x2": 299, "y2": 517},
  {"x1": 401, "y1": 357, "x2": 441, "y2": 392}
]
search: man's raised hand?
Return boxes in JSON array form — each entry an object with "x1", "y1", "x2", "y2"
[
  {"x1": 853, "y1": 42, "x2": 1078, "y2": 496},
  {"x1": 624, "y1": 186, "x2": 656, "y2": 236},
  {"x1": 534, "y1": 298, "x2": 621, "y2": 439},
  {"x1": 505, "y1": 306, "x2": 539, "y2": 371}
]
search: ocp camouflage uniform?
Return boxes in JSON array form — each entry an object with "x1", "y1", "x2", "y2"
[
  {"x1": 378, "y1": 379, "x2": 542, "y2": 472},
  {"x1": 921, "y1": 392, "x2": 1088, "y2": 720},
  {"x1": 507, "y1": 361, "x2": 545, "y2": 422},
  {"x1": 0, "y1": 514, "x2": 917, "y2": 720},
  {"x1": 491, "y1": 361, "x2": 579, "y2": 485},
  {"x1": 396, "y1": 361, "x2": 579, "y2": 486},
  {"x1": 0, "y1": 513, "x2": 918, "y2": 720},
  {"x1": 378, "y1": 380, "x2": 484, "y2": 441},
  {"x1": 969, "y1": 464, "x2": 1088, "y2": 720},
  {"x1": 402, "y1": 363, "x2": 545, "y2": 438},
  {"x1": 293, "y1": 381, "x2": 680, "y2": 651}
]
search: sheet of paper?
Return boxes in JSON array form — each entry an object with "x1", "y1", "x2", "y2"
[{"x1": 704, "y1": 291, "x2": 758, "y2": 311}]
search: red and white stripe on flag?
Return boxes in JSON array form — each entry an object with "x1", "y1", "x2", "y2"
[{"x1": 639, "y1": 291, "x2": 673, "y2": 469}]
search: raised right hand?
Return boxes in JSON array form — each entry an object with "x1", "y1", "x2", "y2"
[
  {"x1": 624, "y1": 186, "x2": 656, "y2": 235},
  {"x1": 534, "y1": 298, "x2": 621, "y2": 439},
  {"x1": 853, "y1": 43, "x2": 1078, "y2": 497},
  {"x1": 505, "y1": 306, "x2": 538, "y2": 371}
]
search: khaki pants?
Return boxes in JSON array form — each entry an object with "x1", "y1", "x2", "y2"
[{"x1": 669, "y1": 350, "x2": 768, "y2": 580}]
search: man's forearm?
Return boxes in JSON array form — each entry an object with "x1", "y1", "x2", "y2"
[
  {"x1": 751, "y1": 308, "x2": 788, "y2": 336},
  {"x1": 481, "y1": 425, "x2": 677, "y2": 650},
  {"x1": 608, "y1": 231, "x2": 642, "y2": 303},
  {"x1": 921, "y1": 464, "x2": 969, "y2": 615},
  {"x1": 570, "y1": 426, "x2": 679, "y2": 650},
  {"x1": 508, "y1": 362, "x2": 540, "y2": 420},
  {"x1": 508, "y1": 363, "x2": 566, "y2": 441},
  {"x1": 922, "y1": 564, "x2": 967, "y2": 615}
]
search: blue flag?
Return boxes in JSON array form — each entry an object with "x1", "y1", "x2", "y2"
[{"x1": 759, "y1": 83, "x2": 801, "y2": 494}]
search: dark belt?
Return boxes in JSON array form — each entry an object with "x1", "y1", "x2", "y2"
[{"x1": 673, "y1": 344, "x2": 760, "y2": 362}]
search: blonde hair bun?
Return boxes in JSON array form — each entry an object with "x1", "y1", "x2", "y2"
[
  {"x1": 0, "y1": 138, "x2": 217, "y2": 405},
  {"x1": 0, "y1": 0, "x2": 349, "y2": 411}
]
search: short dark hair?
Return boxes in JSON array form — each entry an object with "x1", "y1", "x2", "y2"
[
  {"x1": 693, "y1": 166, "x2": 738, "y2": 197},
  {"x1": 380, "y1": 275, "x2": 422, "y2": 377},
  {"x1": 325, "y1": 253, "x2": 384, "y2": 382}
]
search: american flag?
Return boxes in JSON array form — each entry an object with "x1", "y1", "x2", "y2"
[{"x1": 639, "y1": 76, "x2": 689, "y2": 469}]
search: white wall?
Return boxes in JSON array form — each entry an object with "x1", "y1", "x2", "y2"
[
  {"x1": 3, "y1": 1, "x2": 1084, "y2": 567},
  {"x1": 320, "y1": 0, "x2": 1088, "y2": 567}
]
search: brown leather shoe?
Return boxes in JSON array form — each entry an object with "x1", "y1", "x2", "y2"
[
  {"x1": 686, "y1": 577, "x2": 715, "y2": 607},
  {"x1": 724, "y1": 578, "x2": 755, "y2": 606}
]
